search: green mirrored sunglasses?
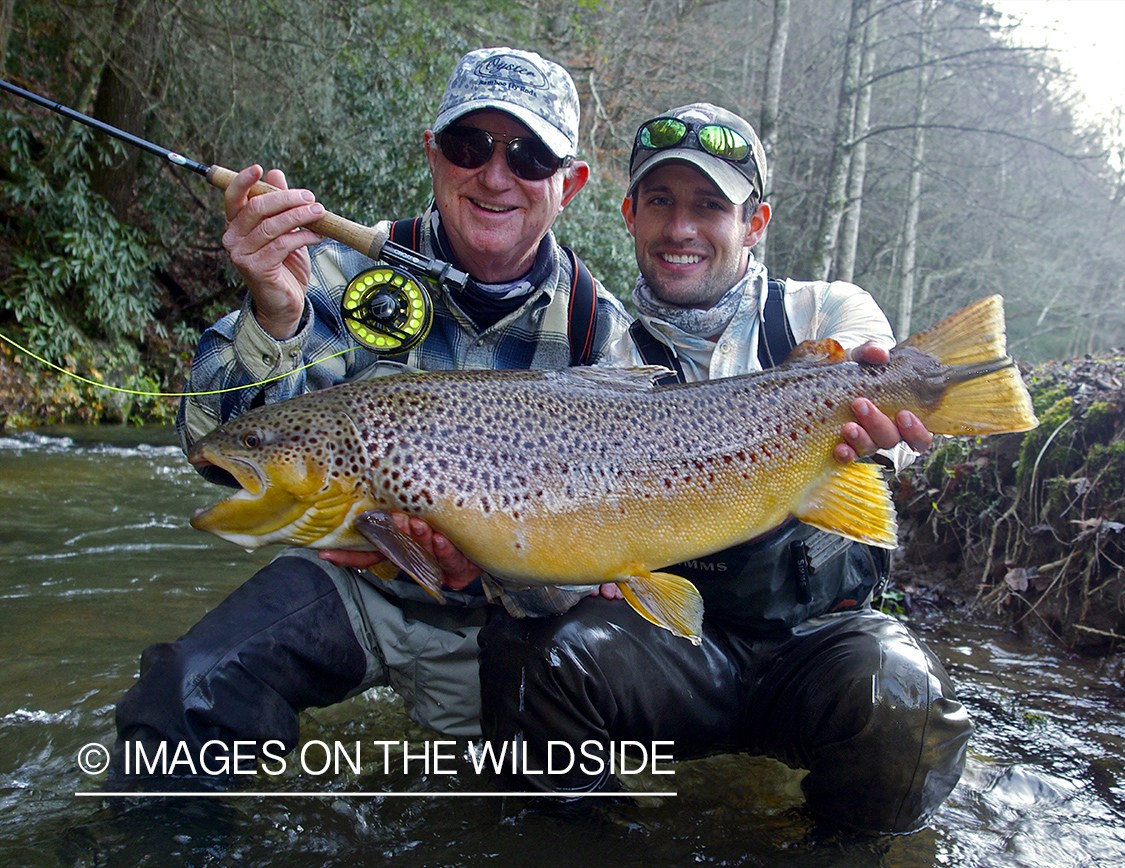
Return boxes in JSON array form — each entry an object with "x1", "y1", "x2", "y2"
[{"x1": 634, "y1": 117, "x2": 752, "y2": 164}]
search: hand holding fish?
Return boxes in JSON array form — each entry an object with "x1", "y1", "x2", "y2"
[
  {"x1": 835, "y1": 341, "x2": 933, "y2": 462},
  {"x1": 222, "y1": 165, "x2": 325, "y2": 339}
]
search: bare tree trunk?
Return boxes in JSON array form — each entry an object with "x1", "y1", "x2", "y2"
[
  {"x1": 836, "y1": 6, "x2": 878, "y2": 284},
  {"x1": 755, "y1": 0, "x2": 790, "y2": 262},
  {"x1": 0, "y1": 0, "x2": 14, "y2": 74},
  {"x1": 89, "y1": 0, "x2": 163, "y2": 221},
  {"x1": 808, "y1": 0, "x2": 867, "y2": 281},
  {"x1": 894, "y1": 0, "x2": 933, "y2": 339}
]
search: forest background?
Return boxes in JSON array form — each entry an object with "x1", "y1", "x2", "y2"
[{"x1": 0, "y1": 0, "x2": 1123, "y2": 426}]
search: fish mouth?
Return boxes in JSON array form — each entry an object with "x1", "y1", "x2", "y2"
[{"x1": 187, "y1": 446, "x2": 268, "y2": 529}]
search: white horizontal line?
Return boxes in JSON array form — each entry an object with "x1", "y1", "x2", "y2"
[{"x1": 75, "y1": 791, "x2": 676, "y2": 799}]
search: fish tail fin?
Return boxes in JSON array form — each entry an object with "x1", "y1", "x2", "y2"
[
  {"x1": 902, "y1": 294, "x2": 1009, "y2": 364},
  {"x1": 902, "y1": 295, "x2": 1038, "y2": 435},
  {"x1": 619, "y1": 571, "x2": 704, "y2": 645},
  {"x1": 926, "y1": 363, "x2": 1039, "y2": 435},
  {"x1": 796, "y1": 460, "x2": 898, "y2": 548}
]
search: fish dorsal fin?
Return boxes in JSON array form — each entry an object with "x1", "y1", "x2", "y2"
[
  {"x1": 552, "y1": 365, "x2": 674, "y2": 392},
  {"x1": 617, "y1": 569, "x2": 704, "y2": 645},
  {"x1": 354, "y1": 510, "x2": 445, "y2": 600},
  {"x1": 794, "y1": 461, "x2": 898, "y2": 548}
]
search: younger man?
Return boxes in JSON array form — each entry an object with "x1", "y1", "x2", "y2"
[{"x1": 478, "y1": 103, "x2": 972, "y2": 834}]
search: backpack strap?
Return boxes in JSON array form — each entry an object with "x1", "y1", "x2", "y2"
[
  {"x1": 756, "y1": 278, "x2": 797, "y2": 370},
  {"x1": 561, "y1": 246, "x2": 598, "y2": 366},
  {"x1": 628, "y1": 320, "x2": 685, "y2": 385},
  {"x1": 389, "y1": 217, "x2": 422, "y2": 250},
  {"x1": 384, "y1": 223, "x2": 597, "y2": 367}
]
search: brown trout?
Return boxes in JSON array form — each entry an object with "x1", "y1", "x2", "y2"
[{"x1": 188, "y1": 295, "x2": 1038, "y2": 643}]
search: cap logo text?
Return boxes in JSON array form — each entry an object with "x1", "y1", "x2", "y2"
[{"x1": 475, "y1": 54, "x2": 549, "y2": 90}]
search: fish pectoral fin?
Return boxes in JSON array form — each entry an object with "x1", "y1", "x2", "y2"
[
  {"x1": 794, "y1": 460, "x2": 898, "y2": 548},
  {"x1": 618, "y1": 570, "x2": 704, "y2": 646},
  {"x1": 354, "y1": 511, "x2": 444, "y2": 601}
]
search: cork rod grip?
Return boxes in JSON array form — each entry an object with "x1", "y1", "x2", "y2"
[{"x1": 205, "y1": 165, "x2": 385, "y2": 260}]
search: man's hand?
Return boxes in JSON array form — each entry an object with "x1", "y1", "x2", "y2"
[
  {"x1": 835, "y1": 341, "x2": 933, "y2": 462},
  {"x1": 319, "y1": 513, "x2": 484, "y2": 591},
  {"x1": 222, "y1": 165, "x2": 325, "y2": 339}
]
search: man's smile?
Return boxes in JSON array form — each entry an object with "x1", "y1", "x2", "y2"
[
  {"x1": 660, "y1": 252, "x2": 706, "y2": 265},
  {"x1": 471, "y1": 198, "x2": 517, "y2": 213}
]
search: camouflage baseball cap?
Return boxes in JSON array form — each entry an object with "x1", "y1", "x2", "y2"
[
  {"x1": 628, "y1": 103, "x2": 767, "y2": 205},
  {"x1": 433, "y1": 47, "x2": 580, "y2": 160}
]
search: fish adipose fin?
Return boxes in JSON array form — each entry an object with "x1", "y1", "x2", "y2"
[
  {"x1": 618, "y1": 570, "x2": 704, "y2": 645},
  {"x1": 784, "y1": 338, "x2": 846, "y2": 365},
  {"x1": 902, "y1": 295, "x2": 1038, "y2": 436},
  {"x1": 354, "y1": 511, "x2": 445, "y2": 601},
  {"x1": 795, "y1": 460, "x2": 898, "y2": 548}
]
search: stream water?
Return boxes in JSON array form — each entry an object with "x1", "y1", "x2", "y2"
[{"x1": 1, "y1": 428, "x2": 1123, "y2": 867}]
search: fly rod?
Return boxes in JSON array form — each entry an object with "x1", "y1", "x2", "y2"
[{"x1": 1, "y1": 79, "x2": 467, "y2": 353}]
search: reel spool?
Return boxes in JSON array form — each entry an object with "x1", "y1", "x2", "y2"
[{"x1": 341, "y1": 266, "x2": 434, "y2": 354}]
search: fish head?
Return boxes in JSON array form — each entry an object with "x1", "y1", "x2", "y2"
[{"x1": 187, "y1": 397, "x2": 373, "y2": 550}]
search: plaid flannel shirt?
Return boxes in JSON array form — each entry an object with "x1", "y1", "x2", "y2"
[{"x1": 178, "y1": 212, "x2": 632, "y2": 455}]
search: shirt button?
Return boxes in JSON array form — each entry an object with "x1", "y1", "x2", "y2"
[
  {"x1": 719, "y1": 341, "x2": 732, "y2": 353},
  {"x1": 262, "y1": 354, "x2": 274, "y2": 365},
  {"x1": 289, "y1": 349, "x2": 301, "y2": 360}
]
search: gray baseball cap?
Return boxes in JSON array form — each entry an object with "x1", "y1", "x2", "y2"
[
  {"x1": 433, "y1": 47, "x2": 580, "y2": 160},
  {"x1": 628, "y1": 103, "x2": 767, "y2": 205}
]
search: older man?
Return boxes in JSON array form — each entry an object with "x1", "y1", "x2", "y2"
[
  {"x1": 109, "y1": 47, "x2": 632, "y2": 783},
  {"x1": 477, "y1": 103, "x2": 972, "y2": 834}
]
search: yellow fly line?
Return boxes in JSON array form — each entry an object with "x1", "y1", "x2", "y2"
[{"x1": 0, "y1": 331, "x2": 353, "y2": 398}]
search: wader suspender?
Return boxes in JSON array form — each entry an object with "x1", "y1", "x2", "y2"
[
  {"x1": 627, "y1": 278, "x2": 793, "y2": 383},
  {"x1": 382, "y1": 218, "x2": 598, "y2": 366}
]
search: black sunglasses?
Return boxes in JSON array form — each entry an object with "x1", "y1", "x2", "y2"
[{"x1": 437, "y1": 124, "x2": 573, "y2": 182}]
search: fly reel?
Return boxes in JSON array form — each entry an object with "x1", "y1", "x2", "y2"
[{"x1": 341, "y1": 265, "x2": 434, "y2": 354}]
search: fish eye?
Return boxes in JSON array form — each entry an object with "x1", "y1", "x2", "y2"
[{"x1": 241, "y1": 431, "x2": 263, "y2": 449}]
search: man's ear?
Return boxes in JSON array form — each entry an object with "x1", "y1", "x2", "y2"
[
  {"x1": 745, "y1": 202, "x2": 771, "y2": 247},
  {"x1": 620, "y1": 195, "x2": 637, "y2": 237},
  {"x1": 423, "y1": 130, "x2": 439, "y2": 174},
  {"x1": 560, "y1": 161, "x2": 590, "y2": 209}
]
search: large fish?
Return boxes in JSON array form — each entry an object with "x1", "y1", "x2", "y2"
[{"x1": 188, "y1": 295, "x2": 1037, "y2": 643}]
